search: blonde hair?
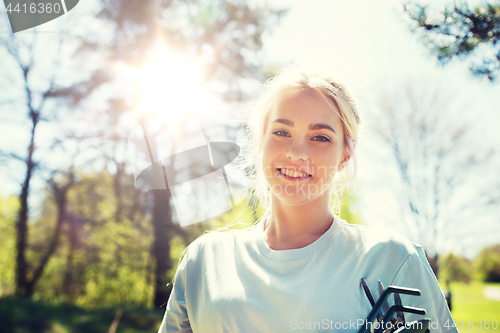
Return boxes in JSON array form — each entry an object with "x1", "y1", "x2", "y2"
[{"x1": 244, "y1": 66, "x2": 361, "y2": 222}]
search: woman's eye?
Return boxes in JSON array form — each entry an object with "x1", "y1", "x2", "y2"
[
  {"x1": 312, "y1": 135, "x2": 331, "y2": 142},
  {"x1": 272, "y1": 130, "x2": 330, "y2": 142},
  {"x1": 272, "y1": 130, "x2": 290, "y2": 137}
]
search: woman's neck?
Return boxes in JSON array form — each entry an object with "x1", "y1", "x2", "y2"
[{"x1": 264, "y1": 194, "x2": 334, "y2": 250}]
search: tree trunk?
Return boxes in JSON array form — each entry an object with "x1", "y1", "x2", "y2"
[
  {"x1": 62, "y1": 214, "x2": 79, "y2": 301},
  {"x1": 14, "y1": 166, "x2": 32, "y2": 297},
  {"x1": 62, "y1": 247, "x2": 75, "y2": 301},
  {"x1": 16, "y1": 168, "x2": 73, "y2": 298},
  {"x1": 14, "y1": 112, "x2": 38, "y2": 298},
  {"x1": 151, "y1": 189, "x2": 174, "y2": 308},
  {"x1": 113, "y1": 161, "x2": 125, "y2": 222}
]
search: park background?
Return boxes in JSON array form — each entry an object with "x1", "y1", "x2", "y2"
[{"x1": 1, "y1": 0, "x2": 500, "y2": 332}]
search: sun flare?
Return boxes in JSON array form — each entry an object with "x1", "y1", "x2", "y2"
[{"x1": 117, "y1": 42, "x2": 207, "y2": 126}]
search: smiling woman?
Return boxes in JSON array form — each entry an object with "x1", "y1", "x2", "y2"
[
  {"x1": 158, "y1": 67, "x2": 458, "y2": 333},
  {"x1": 262, "y1": 86, "x2": 347, "y2": 213},
  {"x1": 249, "y1": 69, "x2": 359, "y2": 225}
]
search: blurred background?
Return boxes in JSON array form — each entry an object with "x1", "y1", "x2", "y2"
[{"x1": 0, "y1": 0, "x2": 499, "y2": 332}]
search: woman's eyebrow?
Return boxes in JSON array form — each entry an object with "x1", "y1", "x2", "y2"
[
  {"x1": 273, "y1": 118, "x2": 294, "y2": 127},
  {"x1": 309, "y1": 123, "x2": 336, "y2": 134},
  {"x1": 272, "y1": 118, "x2": 336, "y2": 134}
]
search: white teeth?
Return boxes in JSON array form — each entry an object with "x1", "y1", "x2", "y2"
[{"x1": 280, "y1": 169, "x2": 310, "y2": 178}]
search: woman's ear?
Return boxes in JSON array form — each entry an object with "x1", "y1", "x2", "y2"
[
  {"x1": 338, "y1": 152, "x2": 350, "y2": 172},
  {"x1": 339, "y1": 139, "x2": 356, "y2": 171}
]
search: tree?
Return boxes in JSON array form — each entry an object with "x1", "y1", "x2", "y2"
[
  {"x1": 438, "y1": 253, "x2": 472, "y2": 283},
  {"x1": 25, "y1": 170, "x2": 76, "y2": 297},
  {"x1": 80, "y1": 0, "x2": 287, "y2": 307},
  {"x1": 0, "y1": 18, "x2": 104, "y2": 297},
  {"x1": 371, "y1": 79, "x2": 495, "y2": 277},
  {"x1": 403, "y1": 1, "x2": 500, "y2": 81},
  {"x1": 1, "y1": 0, "x2": 286, "y2": 305},
  {"x1": 94, "y1": 0, "x2": 287, "y2": 100},
  {"x1": 17, "y1": 169, "x2": 153, "y2": 307},
  {"x1": 475, "y1": 244, "x2": 500, "y2": 282}
]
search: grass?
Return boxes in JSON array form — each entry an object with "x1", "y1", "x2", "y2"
[
  {"x1": 446, "y1": 281, "x2": 500, "y2": 333},
  {"x1": 0, "y1": 296, "x2": 165, "y2": 333}
]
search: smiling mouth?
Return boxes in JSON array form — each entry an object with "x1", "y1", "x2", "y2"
[{"x1": 277, "y1": 168, "x2": 312, "y2": 179}]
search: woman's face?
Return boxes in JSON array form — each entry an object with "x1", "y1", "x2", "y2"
[{"x1": 262, "y1": 86, "x2": 347, "y2": 206}]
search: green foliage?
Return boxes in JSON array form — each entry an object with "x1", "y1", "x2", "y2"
[
  {"x1": 0, "y1": 150, "x2": 275, "y2": 311},
  {"x1": 16, "y1": 168, "x2": 259, "y2": 309},
  {"x1": 64, "y1": 171, "x2": 153, "y2": 309},
  {"x1": 474, "y1": 244, "x2": 500, "y2": 282},
  {"x1": 0, "y1": 170, "x2": 159, "y2": 309},
  {"x1": 438, "y1": 252, "x2": 473, "y2": 283},
  {"x1": 340, "y1": 190, "x2": 362, "y2": 225},
  {"x1": 72, "y1": 217, "x2": 153, "y2": 309},
  {"x1": 404, "y1": 1, "x2": 500, "y2": 80},
  {"x1": 0, "y1": 195, "x2": 18, "y2": 297}
]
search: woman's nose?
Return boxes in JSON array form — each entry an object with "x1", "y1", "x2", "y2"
[{"x1": 285, "y1": 139, "x2": 309, "y2": 161}]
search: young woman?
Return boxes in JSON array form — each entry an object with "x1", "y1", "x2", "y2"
[{"x1": 158, "y1": 68, "x2": 457, "y2": 333}]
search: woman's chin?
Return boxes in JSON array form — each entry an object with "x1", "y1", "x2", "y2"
[{"x1": 272, "y1": 192, "x2": 318, "y2": 206}]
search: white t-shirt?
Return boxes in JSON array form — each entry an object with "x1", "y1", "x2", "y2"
[{"x1": 159, "y1": 215, "x2": 458, "y2": 333}]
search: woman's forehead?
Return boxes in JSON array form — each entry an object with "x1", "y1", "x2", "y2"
[{"x1": 271, "y1": 86, "x2": 341, "y2": 121}]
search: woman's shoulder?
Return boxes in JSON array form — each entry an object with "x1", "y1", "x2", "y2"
[
  {"x1": 338, "y1": 219, "x2": 421, "y2": 258},
  {"x1": 184, "y1": 223, "x2": 260, "y2": 260}
]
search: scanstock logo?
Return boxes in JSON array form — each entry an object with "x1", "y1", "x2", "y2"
[
  {"x1": 3, "y1": 0, "x2": 79, "y2": 33},
  {"x1": 128, "y1": 112, "x2": 248, "y2": 227}
]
